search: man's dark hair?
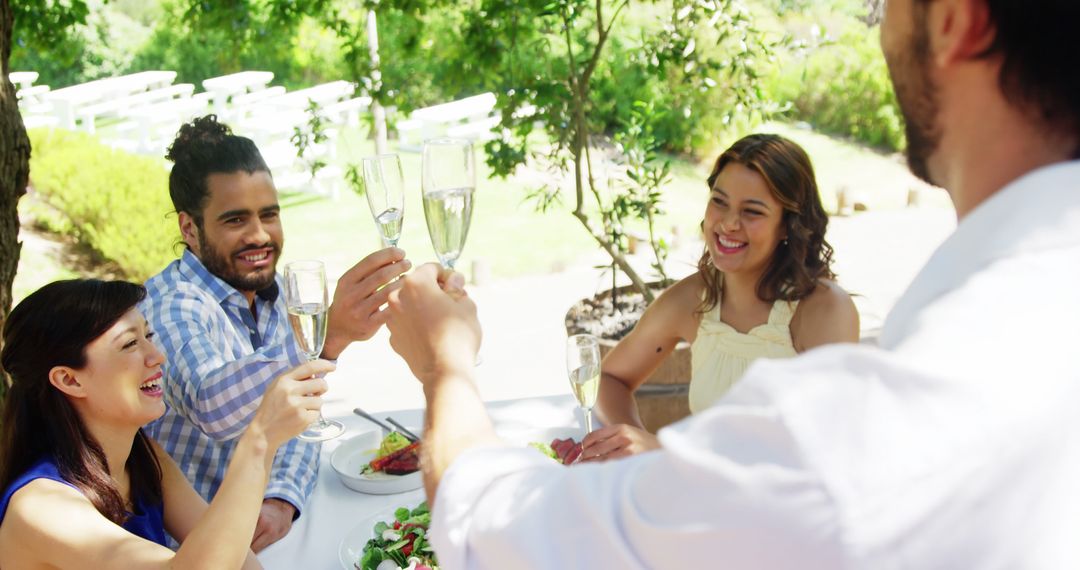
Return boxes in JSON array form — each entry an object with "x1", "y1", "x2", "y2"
[
  {"x1": 165, "y1": 115, "x2": 270, "y2": 225},
  {"x1": 980, "y1": 1, "x2": 1080, "y2": 147}
]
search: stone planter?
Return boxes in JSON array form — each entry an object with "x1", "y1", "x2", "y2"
[{"x1": 565, "y1": 283, "x2": 692, "y2": 433}]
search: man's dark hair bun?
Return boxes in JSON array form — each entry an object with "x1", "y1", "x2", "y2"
[
  {"x1": 165, "y1": 115, "x2": 232, "y2": 164},
  {"x1": 164, "y1": 114, "x2": 269, "y2": 221}
]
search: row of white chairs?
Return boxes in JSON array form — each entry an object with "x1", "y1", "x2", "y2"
[{"x1": 12, "y1": 69, "x2": 518, "y2": 196}]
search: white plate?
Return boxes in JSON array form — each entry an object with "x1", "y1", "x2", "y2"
[
  {"x1": 337, "y1": 506, "x2": 394, "y2": 570},
  {"x1": 330, "y1": 428, "x2": 423, "y2": 495},
  {"x1": 338, "y1": 499, "x2": 429, "y2": 570}
]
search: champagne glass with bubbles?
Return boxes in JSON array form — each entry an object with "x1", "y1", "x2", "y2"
[
  {"x1": 361, "y1": 154, "x2": 405, "y2": 247},
  {"x1": 566, "y1": 334, "x2": 601, "y2": 434},
  {"x1": 285, "y1": 260, "x2": 344, "y2": 441},
  {"x1": 421, "y1": 138, "x2": 475, "y2": 269}
]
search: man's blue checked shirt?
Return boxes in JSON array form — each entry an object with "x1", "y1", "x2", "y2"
[{"x1": 142, "y1": 250, "x2": 319, "y2": 514}]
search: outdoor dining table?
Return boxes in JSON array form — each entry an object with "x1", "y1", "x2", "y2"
[{"x1": 257, "y1": 394, "x2": 582, "y2": 570}]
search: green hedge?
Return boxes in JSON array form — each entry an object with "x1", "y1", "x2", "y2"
[
  {"x1": 771, "y1": 27, "x2": 905, "y2": 151},
  {"x1": 27, "y1": 129, "x2": 178, "y2": 281}
]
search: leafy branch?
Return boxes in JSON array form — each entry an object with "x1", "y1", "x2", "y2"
[{"x1": 290, "y1": 98, "x2": 329, "y2": 180}]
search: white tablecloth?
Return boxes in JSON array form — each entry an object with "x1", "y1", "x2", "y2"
[{"x1": 257, "y1": 395, "x2": 583, "y2": 570}]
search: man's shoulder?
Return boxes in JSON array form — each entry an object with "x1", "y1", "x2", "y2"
[
  {"x1": 144, "y1": 260, "x2": 217, "y2": 304},
  {"x1": 142, "y1": 263, "x2": 229, "y2": 330}
]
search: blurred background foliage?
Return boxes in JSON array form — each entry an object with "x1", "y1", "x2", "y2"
[{"x1": 12, "y1": 0, "x2": 902, "y2": 155}]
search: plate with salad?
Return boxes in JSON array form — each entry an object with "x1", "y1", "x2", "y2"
[
  {"x1": 339, "y1": 502, "x2": 439, "y2": 570},
  {"x1": 331, "y1": 428, "x2": 423, "y2": 495}
]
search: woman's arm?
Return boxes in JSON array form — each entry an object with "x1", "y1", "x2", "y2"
[
  {"x1": 155, "y1": 440, "x2": 261, "y2": 570},
  {"x1": 0, "y1": 439, "x2": 269, "y2": 570},
  {"x1": 790, "y1": 280, "x2": 860, "y2": 352},
  {"x1": 167, "y1": 359, "x2": 332, "y2": 569},
  {"x1": 580, "y1": 276, "x2": 703, "y2": 461},
  {"x1": 0, "y1": 360, "x2": 332, "y2": 570},
  {"x1": 594, "y1": 274, "x2": 704, "y2": 429}
]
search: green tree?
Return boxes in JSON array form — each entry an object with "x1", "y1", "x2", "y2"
[
  {"x1": 167, "y1": 0, "x2": 781, "y2": 300},
  {"x1": 1, "y1": 0, "x2": 94, "y2": 397},
  {"x1": 460, "y1": 0, "x2": 782, "y2": 300}
]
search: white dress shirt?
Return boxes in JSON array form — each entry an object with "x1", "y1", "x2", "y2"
[{"x1": 430, "y1": 161, "x2": 1080, "y2": 569}]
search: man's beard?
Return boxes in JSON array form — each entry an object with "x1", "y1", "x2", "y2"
[
  {"x1": 197, "y1": 231, "x2": 280, "y2": 293},
  {"x1": 886, "y1": 5, "x2": 943, "y2": 186}
]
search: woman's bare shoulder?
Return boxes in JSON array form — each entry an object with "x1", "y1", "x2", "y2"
[
  {"x1": 653, "y1": 272, "x2": 707, "y2": 311},
  {"x1": 639, "y1": 273, "x2": 707, "y2": 341},
  {"x1": 802, "y1": 279, "x2": 856, "y2": 312},
  {"x1": 3, "y1": 475, "x2": 172, "y2": 567},
  {"x1": 792, "y1": 279, "x2": 859, "y2": 349},
  {"x1": 2, "y1": 477, "x2": 94, "y2": 537}
]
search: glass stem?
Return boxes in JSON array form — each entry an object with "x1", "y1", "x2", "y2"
[
  {"x1": 308, "y1": 355, "x2": 330, "y2": 428},
  {"x1": 583, "y1": 408, "x2": 593, "y2": 434}
]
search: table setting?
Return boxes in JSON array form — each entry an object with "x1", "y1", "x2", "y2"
[
  {"x1": 259, "y1": 137, "x2": 600, "y2": 569},
  {"x1": 257, "y1": 395, "x2": 584, "y2": 570}
]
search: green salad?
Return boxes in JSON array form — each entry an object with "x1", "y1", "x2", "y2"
[
  {"x1": 357, "y1": 502, "x2": 438, "y2": 570},
  {"x1": 528, "y1": 441, "x2": 558, "y2": 461}
]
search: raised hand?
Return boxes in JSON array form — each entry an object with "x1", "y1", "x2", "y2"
[
  {"x1": 251, "y1": 359, "x2": 335, "y2": 448},
  {"x1": 385, "y1": 263, "x2": 481, "y2": 385},
  {"x1": 323, "y1": 247, "x2": 412, "y2": 359}
]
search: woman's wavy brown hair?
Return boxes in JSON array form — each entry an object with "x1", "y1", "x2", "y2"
[{"x1": 698, "y1": 133, "x2": 835, "y2": 313}]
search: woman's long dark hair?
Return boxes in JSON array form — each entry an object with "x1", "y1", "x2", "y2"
[
  {"x1": 0, "y1": 279, "x2": 162, "y2": 524},
  {"x1": 698, "y1": 134, "x2": 836, "y2": 313}
]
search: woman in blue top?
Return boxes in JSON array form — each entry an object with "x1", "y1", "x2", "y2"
[{"x1": 0, "y1": 279, "x2": 332, "y2": 569}]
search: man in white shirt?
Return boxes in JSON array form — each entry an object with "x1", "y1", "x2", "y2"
[{"x1": 385, "y1": 0, "x2": 1080, "y2": 567}]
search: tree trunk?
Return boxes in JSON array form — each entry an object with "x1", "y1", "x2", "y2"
[
  {"x1": 366, "y1": 10, "x2": 388, "y2": 155},
  {"x1": 0, "y1": 0, "x2": 31, "y2": 395}
]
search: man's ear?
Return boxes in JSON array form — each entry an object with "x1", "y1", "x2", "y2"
[
  {"x1": 179, "y1": 212, "x2": 201, "y2": 254},
  {"x1": 932, "y1": 0, "x2": 995, "y2": 67},
  {"x1": 48, "y1": 366, "x2": 87, "y2": 399}
]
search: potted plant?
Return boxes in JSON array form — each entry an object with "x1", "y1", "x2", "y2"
[{"x1": 561, "y1": 101, "x2": 692, "y2": 432}]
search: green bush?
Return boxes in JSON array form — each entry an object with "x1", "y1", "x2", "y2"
[
  {"x1": 27, "y1": 129, "x2": 178, "y2": 281},
  {"x1": 770, "y1": 26, "x2": 904, "y2": 151}
]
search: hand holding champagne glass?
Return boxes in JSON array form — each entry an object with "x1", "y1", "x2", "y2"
[
  {"x1": 421, "y1": 138, "x2": 475, "y2": 269},
  {"x1": 285, "y1": 260, "x2": 345, "y2": 441},
  {"x1": 361, "y1": 154, "x2": 405, "y2": 247},
  {"x1": 566, "y1": 334, "x2": 601, "y2": 434}
]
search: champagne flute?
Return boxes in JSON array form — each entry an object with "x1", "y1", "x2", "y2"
[
  {"x1": 421, "y1": 138, "x2": 475, "y2": 269},
  {"x1": 566, "y1": 334, "x2": 601, "y2": 434},
  {"x1": 285, "y1": 260, "x2": 345, "y2": 441},
  {"x1": 361, "y1": 154, "x2": 405, "y2": 247}
]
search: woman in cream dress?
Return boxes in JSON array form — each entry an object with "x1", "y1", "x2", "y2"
[{"x1": 582, "y1": 134, "x2": 859, "y2": 461}]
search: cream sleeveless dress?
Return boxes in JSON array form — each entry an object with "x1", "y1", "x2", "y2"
[{"x1": 688, "y1": 294, "x2": 799, "y2": 413}]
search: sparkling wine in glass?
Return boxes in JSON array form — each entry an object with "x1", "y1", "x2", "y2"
[
  {"x1": 361, "y1": 154, "x2": 405, "y2": 247},
  {"x1": 285, "y1": 260, "x2": 345, "y2": 441},
  {"x1": 421, "y1": 138, "x2": 475, "y2": 269},
  {"x1": 566, "y1": 334, "x2": 601, "y2": 434}
]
